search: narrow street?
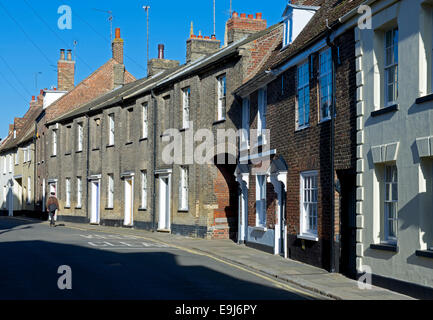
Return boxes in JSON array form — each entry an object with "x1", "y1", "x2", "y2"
[{"x1": 0, "y1": 217, "x2": 322, "y2": 300}]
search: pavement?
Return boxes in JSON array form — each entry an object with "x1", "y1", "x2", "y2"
[{"x1": 3, "y1": 216, "x2": 415, "y2": 300}]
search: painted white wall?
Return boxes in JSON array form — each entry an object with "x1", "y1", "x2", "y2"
[
  {"x1": 357, "y1": 0, "x2": 433, "y2": 289},
  {"x1": 0, "y1": 152, "x2": 16, "y2": 215},
  {"x1": 43, "y1": 90, "x2": 67, "y2": 110}
]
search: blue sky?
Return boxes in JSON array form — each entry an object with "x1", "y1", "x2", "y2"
[{"x1": 0, "y1": 0, "x2": 287, "y2": 139}]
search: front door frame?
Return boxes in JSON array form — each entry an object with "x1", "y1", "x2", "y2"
[
  {"x1": 123, "y1": 175, "x2": 134, "y2": 227},
  {"x1": 157, "y1": 173, "x2": 171, "y2": 232},
  {"x1": 88, "y1": 175, "x2": 101, "y2": 225}
]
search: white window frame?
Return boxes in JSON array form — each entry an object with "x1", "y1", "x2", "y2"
[
  {"x1": 52, "y1": 129, "x2": 57, "y2": 156},
  {"x1": 300, "y1": 171, "x2": 319, "y2": 238},
  {"x1": 255, "y1": 175, "x2": 267, "y2": 228},
  {"x1": 141, "y1": 170, "x2": 147, "y2": 210},
  {"x1": 65, "y1": 178, "x2": 71, "y2": 208},
  {"x1": 107, "y1": 174, "x2": 114, "y2": 208},
  {"x1": 318, "y1": 48, "x2": 333, "y2": 122},
  {"x1": 27, "y1": 176, "x2": 31, "y2": 204},
  {"x1": 108, "y1": 114, "x2": 115, "y2": 146},
  {"x1": 77, "y1": 123, "x2": 83, "y2": 152},
  {"x1": 241, "y1": 97, "x2": 250, "y2": 150},
  {"x1": 179, "y1": 166, "x2": 189, "y2": 211},
  {"x1": 283, "y1": 18, "x2": 291, "y2": 47},
  {"x1": 142, "y1": 103, "x2": 148, "y2": 139},
  {"x1": 217, "y1": 75, "x2": 226, "y2": 121},
  {"x1": 297, "y1": 61, "x2": 310, "y2": 129},
  {"x1": 257, "y1": 87, "x2": 267, "y2": 145},
  {"x1": 76, "y1": 177, "x2": 82, "y2": 208},
  {"x1": 384, "y1": 165, "x2": 398, "y2": 244},
  {"x1": 9, "y1": 154, "x2": 12, "y2": 173},
  {"x1": 384, "y1": 28, "x2": 398, "y2": 107},
  {"x1": 182, "y1": 87, "x2": 191, "y2": 129}
]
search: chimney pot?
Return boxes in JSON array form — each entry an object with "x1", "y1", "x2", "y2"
[
  {"x1": 232, "y1": 11, "x2": 238, "y2": 18},
  {"x1": 248, "y1": 14, "x2": 254, "y2": 19},
  {"x1": 158, "y1": 44, "x2": 165, "y2": 59},
  {"x1": 211, "y1": 34, "x2": 216, "y2": 40},
  {"x1": 40, "y1": 89, "x2": 44, "y2": 95},
  {"x1": 115, "y1": 28, "x2": 121, "y2": 39},
  {"x1": 67, "y1": 49, "x2": 72, "y2": 61},
  {"x1": 204, "y1": 36, "x2": 210, "y2": 39},
  {"x1": 256, "y1": 13, "x2": 262, "y2": 20},
  {"x1": 60, "y1": 49, "x2": 65, "y2": 60},
  {"x1": 32, "y1": 96, "x2": 35, "y2": 101},
  {"x1": 240, "y1": 13, "x2": 246, "y2": 18}
]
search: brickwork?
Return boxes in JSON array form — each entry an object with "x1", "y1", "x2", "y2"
[{"x1": 244, "y1": 28, "x2": 357, "y2": 270}]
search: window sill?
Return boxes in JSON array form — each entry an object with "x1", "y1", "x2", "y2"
[
  {"x1": 297, "y1": 233, "x2": 319, "y2": 242},
  {"x1": 64, "y1": 206, "x2": 71, "y2": 209},
  {"x1": 51, "y1": 155, "x2": 57, "y2": 158},
  {"x1": 125, "y1": 142, "x2": 133, "y2": 146},
  {"x1": 138, "y1": 207, "x2": 147, "y2": 211},
  {"x1": 106, "y1": 144, "x2": 114, "y2": 148},
  {"x1": 213, "y1": 119, "x2": 226, "y2": 126},
  {"x1": 178, "y1": 209, "x2": 189, "y2": 213},
  {"x1": 139, "y1": 137, "x2": 148, "y2": 142},
  {"x1": 64, "y1": 153, "x2": 71, "y2": 156},
  {"x1": 75, "y1": 206, "x2": 82, "y2": 210},
  {"x1": 295, "y1": 125, "x2": 310, "y2": 132},
  {"x1": 92, "y1": 148, "x2": 100, "y2": 151},
  {"x1": 371, "y1": 104, "x2": 399, "y2": 117},
  {"x1": 415, "y1": 249, "x2": 433, "y2": 259},
  {"x1": 179, "y1": 128, "x2": 190, "y2": 132},
  {"x1": 76, "y1": 150, "x2": 82, "y2": 154},
  {"x1": 370, "y1": 243, "x2": 398, "y2": 253},
  {"x1": 252, "y1": 226, "x2": 268, "y2": 232},
  {"x1": 318, "y1": 117, "x2": 331, "y2": 124},
  {"x1": 415, "y1": 93, "x2": 433, "y2": 105},
  {"x1": 105, "y1": 207, "x2": 114, "y2": 210}
]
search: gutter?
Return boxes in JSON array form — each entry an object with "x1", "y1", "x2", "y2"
[{"x1": 151, "y1": 89, "x2": 157, "y2": 232}]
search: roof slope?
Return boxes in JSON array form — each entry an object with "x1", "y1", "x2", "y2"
[
  {"x1": 50, "y1": 22, "x2": 284, "y2": 125},
  {"x1": 45, "y1": 58, "x2": 136, "y2": 123},
  {"x1": 0, "y1": 104, "x2": 43, "y2": 152},
  {"x1": 262, "y1": 0, "x2": 364, "y2": 73}
]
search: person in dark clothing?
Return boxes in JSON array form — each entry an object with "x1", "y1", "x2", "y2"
[{"x1": 46, "y1": 192, "x2": 59, "y2": 227}]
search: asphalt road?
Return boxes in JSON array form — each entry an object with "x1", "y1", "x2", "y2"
[{"x1": 0, "y1": 217, "x2": 316, "y2": 300}]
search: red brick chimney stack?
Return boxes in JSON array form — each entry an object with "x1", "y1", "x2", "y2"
[
  {"x1": 57, "y1": 48, "x2": 75, "y2": 92},
  {"x1": 112, "y1": 28, "x2": 124, "y2": 64},
  {"x1": 225, "y1": 11, "x2": 267, "y2": 45}
]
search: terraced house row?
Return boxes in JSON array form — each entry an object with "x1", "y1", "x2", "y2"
[{"x1": 2, "y1": 0, "x2": 433, "y2": 298}]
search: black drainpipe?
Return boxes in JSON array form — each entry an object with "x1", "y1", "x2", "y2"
[
  {"x1": 326, "y1": 21, "x2": 339, "y2": 273},
  {"x1": 85, "y1": 114, "x2": 90, "y2": 222},
  {"x1": 151, "y1": 89, "x2": 158, "y2": 232}
]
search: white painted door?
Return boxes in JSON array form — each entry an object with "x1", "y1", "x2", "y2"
[
  {"x1": 90, "y1": 181, "x2": 100, "y2": 224},
  {"x1": 124, "y1": 178, "x2": 134, "y2": 226},
  {"x1": 42, "y1": 179, "x2": 46, "y2": 212},
  {"x1": 158, "y1": 176, "x2": 170, "y2": 230}
]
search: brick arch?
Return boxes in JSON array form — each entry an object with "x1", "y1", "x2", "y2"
[{"x1": 212, "y1": 155, "x2": 238, "y2": 241}]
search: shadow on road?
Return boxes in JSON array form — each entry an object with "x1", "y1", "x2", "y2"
[{"x1": 0, "y1": 223, "x2": 312, "y2": 300}]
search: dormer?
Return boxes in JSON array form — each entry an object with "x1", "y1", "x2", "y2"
[{"x1": 282, "y1": 2, "x2": 319, "y2": 48}]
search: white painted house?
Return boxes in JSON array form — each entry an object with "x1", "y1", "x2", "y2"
[{"x1": 349, "y1": 0, "x2": 433, "y2": 296}]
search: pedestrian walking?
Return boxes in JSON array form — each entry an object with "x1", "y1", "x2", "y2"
[{"x1": 46, "y1": 192, "x2": 59, "y2": 227}]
